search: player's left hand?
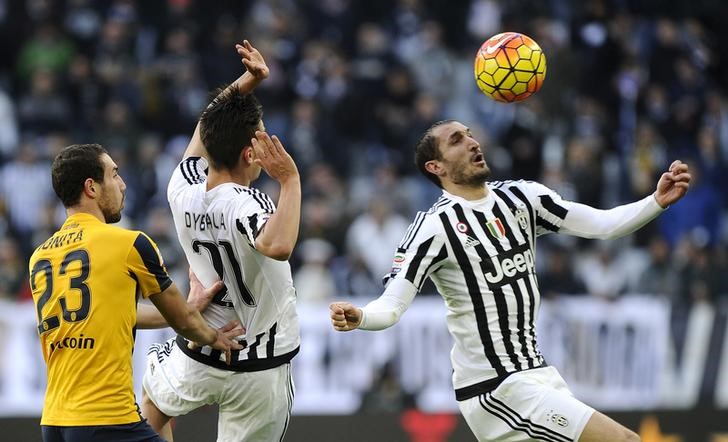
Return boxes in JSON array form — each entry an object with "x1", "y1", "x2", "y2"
[
  {"x1": 654, "y1": 160, "x2": 691, "y2": 208},
  {"x1": 186, "y1": 268, "x2": 224, "y2": 312},
  {"x1": 236, "y1": 39, "x2": 269, "y2": 82}
]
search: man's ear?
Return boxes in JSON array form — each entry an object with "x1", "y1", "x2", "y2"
[
  {"x1": 241, "y1": 145, "x2": 255, "y2": 165},
  {"x1": 424, "y1": 160, "x2": 443, "y2": 177},
  {"x1": 82, "y1": 178, "x2": 97, "y2": 199}
]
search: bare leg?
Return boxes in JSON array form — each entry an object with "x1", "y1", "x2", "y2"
[
  {"x1": 142, "y1": 387, "x2": 174, "y2": 442},
  {"x1": 579, "y1": 411, "x2": 640, "y2": 442}
]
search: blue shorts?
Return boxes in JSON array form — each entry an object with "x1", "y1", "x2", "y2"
[{"x1": 41, "y1": 419, "x2": 165, "y2": 442}]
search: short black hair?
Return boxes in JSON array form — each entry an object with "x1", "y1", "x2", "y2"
[
  {"x1": 199, "y1": 88, "x2": 263, "y2": 170},
  {"x1": 51, "y1": 143, "x2": 107, "y2": 208},
  {"x1": 414, "y1": 119, "x2": 454, "y2": 188}
]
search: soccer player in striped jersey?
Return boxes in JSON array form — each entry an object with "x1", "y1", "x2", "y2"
[
  {"x1": 30, "y1": 143, "x2": 240, "y2": 442},
  {"x1": 330, "y1": 120, "x2": 691, "y2": 442},
  {"x1": 141, "y1": 41, "x2": 300, "y2": 441}
]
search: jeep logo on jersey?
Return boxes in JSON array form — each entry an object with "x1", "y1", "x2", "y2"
[{"x1": 484, "y1": 245, "x2": 535, "y2": 284}]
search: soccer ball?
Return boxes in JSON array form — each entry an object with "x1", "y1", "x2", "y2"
[{"x1": 474, "y1": 32, "x2": 547, "y2": 103}]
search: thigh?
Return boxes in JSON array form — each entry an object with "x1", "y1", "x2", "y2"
[
  {"x1": 217, "y1": 363, "x2": 295, "y2": 442},
  {"x1": 460, "y1": 368, "x2": 594, "y2": 442},
  {"x1": 43, "y1": 421, "x2": 165, "y2": 442},
  {"x1": 143, "y1": 339, "x2": 223, "y2": 418}
]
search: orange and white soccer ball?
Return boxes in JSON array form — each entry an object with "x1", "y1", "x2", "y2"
[{"x1": 474, "y1": 32, "x2": 547, "y2": 103}]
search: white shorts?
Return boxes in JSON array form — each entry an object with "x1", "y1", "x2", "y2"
[
  {"x1": 143, "y1": 338, "x2": 295, "y2": 442},
  {"x1": 458, "y1": 366, "x2": 594, "y2": 442}
]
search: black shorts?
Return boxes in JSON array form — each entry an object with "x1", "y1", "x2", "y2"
[{"x1": 41, "y1": 419, "x2": 165, "y2": 442}]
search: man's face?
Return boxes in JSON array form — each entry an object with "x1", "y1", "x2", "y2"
[
  {"x1": 97, "y1": 153, "x2": 126, "y2": 223},
  {"x1": 429, "y1": 121, "x2": 490, "y2": 187}
]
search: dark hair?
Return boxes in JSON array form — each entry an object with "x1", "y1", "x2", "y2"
[
  {"x1": 51, "y1": 143, "x2": 107, "y2": 207},
  {"x1": 199, "y1": 88, "x2": 263, "y2": 170},
  {"x1": 414, "y1": 119, "x2": 454, "y2": 188}
]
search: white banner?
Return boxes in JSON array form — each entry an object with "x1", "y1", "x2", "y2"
[{"x1": 0, "y1": 295, "x2": 722, "y2": 416}]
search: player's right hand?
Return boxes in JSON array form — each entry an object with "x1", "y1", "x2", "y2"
[
  {"x1": 329, "y1": 302, "x2": 363, "y2": 332},
  {"x1": 251, "y1": 131, "x2": 299, "y2": 184},
  {"x1": 236, "y1": 39, "x2": 269, "y2": 81}
]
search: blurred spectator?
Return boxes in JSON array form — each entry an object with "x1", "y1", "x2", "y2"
[
  {"x1": 346, "y1": 197, "x2": 409, "y2": 281},
  {"x1": 538, "y1": 245, "x2": 587, "y2": 298},
  {"x1": 0, "y1": 86, "x2": 19, "y2": 161},
  {"x1": 16, "y1": 22, "x2": 75, "y2": 79},
  {"x1": 632, "y1": 235, "x2": 679, "y2": 299},
  {"x1": 0, "y1": 142, "x2": 53, "y2": 259},
  {"x1": 17, "y1": 70, "x2": 71, "y2": 135},
  {"x1": 294, "y1": 238, "x2": 337, "y2": 304},
  {"x1": 0, "y1": 237, "x2": 25, "y2": 301},
  {"x1": 658, "y1": 160, "x2": 721, "y2": 246},
  {"x1": 576, "y1": 242, "x2": 631, "y2": 300}
]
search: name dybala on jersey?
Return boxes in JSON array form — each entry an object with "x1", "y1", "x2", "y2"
[
  {"x1": 385, "y1": 180, "x2": 570, "y2": 401},
  {"x1": 29, "y1": 213, "x2": 172, "y2": 426},
  {"x1": 167, "y1": 156, "x2": 299, "y2": 372}
]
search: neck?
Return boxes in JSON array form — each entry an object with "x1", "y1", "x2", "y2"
[
  {"x1": 67, "y1": 204, "x2": 105, "y2": 223},
  {"x1": 443, "y1": 182, "x2": 489, "y2": 200},
  {"x1": 206, "y1": 168, "x2": 251, "y2": 190}
]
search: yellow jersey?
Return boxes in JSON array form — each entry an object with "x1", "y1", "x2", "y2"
[{"x1": 29, "y1": 212, "x2": 172, "y2": 426}]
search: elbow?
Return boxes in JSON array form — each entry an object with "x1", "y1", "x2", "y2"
[{"x1": 257, "y1": 241, "x2": 294, "y2": 261}]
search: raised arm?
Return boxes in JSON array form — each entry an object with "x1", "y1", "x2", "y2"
[
  {"x1": 559, "y1": 160, "x2": 691, "y2": 239},
  {"x1": 183, "y1": 39, "x2": 270, "y2": 160},
  {"x1": 251, "y1": 131, "x2": 301, "y2": 260}
]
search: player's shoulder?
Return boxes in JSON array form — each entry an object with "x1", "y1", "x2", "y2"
[
  {"x1": 425, "y1": 194, "x2": 456, "y2": 215},
  {"x1": 230, "y1": 185, "x2": 276, "y2": 213}
]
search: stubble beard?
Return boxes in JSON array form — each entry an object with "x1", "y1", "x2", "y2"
[{"x1": 451, "y1": 165, "x2": 491, "y2": 188}]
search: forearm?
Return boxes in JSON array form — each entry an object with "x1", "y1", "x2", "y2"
[
  {"x1": 359, "y1": 279, "x2": 417, "y2": 330},
  {"x1": 559, "y1": 194, "x2": 666, "y2": 240},
  {"x1": 136, "y1": 303, "x2": 170, "y2": 329},
  {"x1": 255, "y1": 177, "x2": 301, "y2": 260},
  {"x1": 170, "y1": 307, "x2": 217, "y2": 345}
]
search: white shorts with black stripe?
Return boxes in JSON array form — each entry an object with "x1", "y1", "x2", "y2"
[
  {"x1": 143, "y1": 338, "x2": 295, "y2": 442},
  {"x1": 458, "y1": 366, "x2": 593, "y2": 442}
]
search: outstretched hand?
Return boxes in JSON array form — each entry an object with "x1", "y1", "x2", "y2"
[
  {"x1": 654, "y1": 160, "x2": 691, "y2": 208},
  {"x1": 329, "y1": 302, "x2": 363, "y2": 332},
  {"x1": 236, "y1": 39, "x2": 269, "y2": 82}
]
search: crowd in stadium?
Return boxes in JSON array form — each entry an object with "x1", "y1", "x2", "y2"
[{"x1": 0, "y1": 0, "x2": 726, "y2": 306}]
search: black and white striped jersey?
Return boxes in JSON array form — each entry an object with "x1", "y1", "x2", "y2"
[
  {"x1": 167, "y1": 156, "x2": 299, "y2": 371},
  {"x1": 384, "y1": 180, "x2": 570, "y2": 399}
]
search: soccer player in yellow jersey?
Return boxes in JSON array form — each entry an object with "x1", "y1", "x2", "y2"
[{"x1": 29, "y1": 143, "x2": 242, "y2": 442}]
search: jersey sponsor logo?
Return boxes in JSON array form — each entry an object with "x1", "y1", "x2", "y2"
[
  {"x1": 485, "y1": 218, "x2": 506, "y2": 240},
  {"x1": 184, "y1": 211, "x2": 227, "y2": 231},
  {"x1": 484, "y1": 246, "x2": 534, "y2": 284},
  {"x1": 48, "y1": 334, "x2": 96, "y2": 354}
]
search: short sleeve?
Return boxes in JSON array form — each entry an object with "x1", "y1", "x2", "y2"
[
  {"x1": 168, "y1": 156, "x2": 208, "y2": 202},
  {"x1": 517, "y1": 181, "x2": 571, "y2": 236},
  {"x1": 127, "y1": 232, "x2": 173, "y2": 297},
  {"x1": 233, "y1": 188, "x2": 276, "y2": 248},
  {"x1": 383, "y1": 212, "x2": 449, "y2": 290}
]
